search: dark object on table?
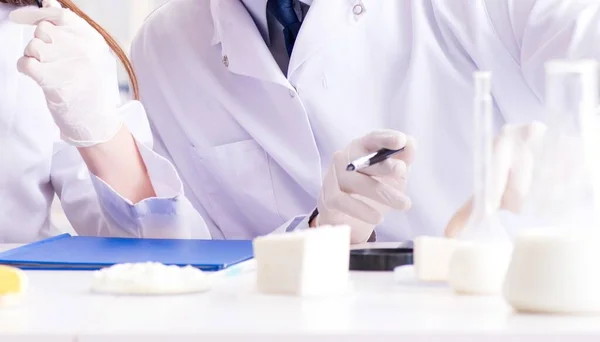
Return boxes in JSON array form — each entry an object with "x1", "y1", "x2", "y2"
[{"x1": 350, "y1": 247, "x2": 413, "y2": 271}]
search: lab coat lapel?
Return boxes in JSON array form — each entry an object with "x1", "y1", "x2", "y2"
[
  {"x1": 211, "y1": 0, "x2": 289, "y2": 87},
  {"x1": 210, "y1": 0, "x2": 322, "y2": 198},
  {"x1": 287, "y1": 0, "x2": 358, "y2": 77}
]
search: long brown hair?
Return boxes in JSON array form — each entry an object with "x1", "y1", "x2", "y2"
[{"x1": 1, "y1": 0, "x2": 139, "y2": 100}]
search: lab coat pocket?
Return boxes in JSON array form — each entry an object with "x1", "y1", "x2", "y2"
[{"x1": 190, "y1": 139, "x2": 284, "y2": 239}]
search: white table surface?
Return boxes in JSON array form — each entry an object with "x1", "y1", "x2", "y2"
[{"x1": 1, "y1": 244, "x2": 600, "y2": 342}]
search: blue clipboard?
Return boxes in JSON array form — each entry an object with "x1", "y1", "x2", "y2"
[{"x1": 0, "y1": 234, "x2": 254, "y2": 271}]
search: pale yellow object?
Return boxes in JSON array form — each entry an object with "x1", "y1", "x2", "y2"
[
  {"x1": 0, "y1": 265, "x2": 27, "y2": 294},
  {"x1": 0, "y1": 265, "x2": 28, "y2": 307}
]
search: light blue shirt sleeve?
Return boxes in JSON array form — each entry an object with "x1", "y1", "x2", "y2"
[
  {"x1": 269, "y1": 214, "x2": 311, "y2": 234},
  {"x1": 273, "y1": 213, "x2": 377, "y2": 242}
]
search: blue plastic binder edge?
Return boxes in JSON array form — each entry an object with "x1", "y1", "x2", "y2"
[
  {"x1": 8, "y1": 264, "x2": 223, "y2": 271},
  {"x1": 0, "y1": 234, "x2": 249, "y2": 271},
  {"x1": 0, "y1": 233, "x2": 72, "y2": 259}
]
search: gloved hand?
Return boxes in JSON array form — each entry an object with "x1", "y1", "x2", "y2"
[
  {"x1": 444, "y1": 121, "x2": 548, "y2": 237},
  {"x1": 315, "y1": 130, "x2": 416, "y2": 243},
  {"x1": 10, "y1": 0, "x2": 122, "y2": 147}
]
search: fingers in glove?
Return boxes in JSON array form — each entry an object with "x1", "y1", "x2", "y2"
[
  {"x1": 43, "y1": 0, "x2": 62, "y2": 8},
  {"x1": 24, "y1": 36, "x2": 61, "y2": 63},
  {"x1": 445, "y1": 196, "x2": 473, "y2": 238},
  {"x1": 358, "y1": 156, "x2": 407, "y2": 179},
  {"x1": 367, "y1": 135, "x2": 417, "y2": 172},
  {"x1": 501, "y1": 148, "x2": 534, "y2": 213},
  {"x1": 444, "y1": 132, "x2": 513, "y2": 237},
  {"x1": 24, "y1": 21, "x2": 62, "y2": 62},
  {"x1": 496, "y1": 122, "x2": 545, "y2": 212},
  {"x1": 322, "y1": 191, "x2": 383, "y2": 225},
  {"x1": 334, "y1": 152, "x2": 409, "y2": 210},
  {"x1": 488, "y1": 129, "x2": 516, "y2": 211},
  {"x1": 350, "y1": 131, "x2": 416, "y2": 175},
  {"x1": 360, "y1": 130, "x2": 407, "y2": 153},
  {"x1": 396, "y1": 135, "x2": 417, "y2": 165},
  {"x1": 321, "y1": 158, "x2": 383, "y2": 225},
  {"x1": 445, "y1": 123, "x2": 547, "y2": 237},
  {"x1": 16, "y1": 56, "x2": 44, "y2": 85},
  {"x1": 356, "y1": 131, "x2": 416, "y2": 169},
  {"x1": 10, "y1": 6, "x2": 71, "y2": 26},
  {"x1": 515, "y1": 121, "x2": 547, "y2": 144},
  {"x1": 340, "y1": 174, "x2": 411, "y2": 211},
  {"x1": 34, "y1": 21, "x2": 55, "y2": 43}
]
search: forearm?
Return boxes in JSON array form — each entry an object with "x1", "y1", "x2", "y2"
[{"x1": 78, "y1": 125, "x2": 156, "y2": 203}]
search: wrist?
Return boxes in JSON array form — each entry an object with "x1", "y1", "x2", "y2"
[
  {"x1": 59, "y1": 113, "x2": 123, "y2": 148},
  {"x1": 308, "y1": 208, "x2": 319, "y2": 228},
  {"x1": 78, "y1": 126, "x2": 156, "y2": 203},
  {"x1": 77, "y1": 125, "x2": 136, "y2": 172}
]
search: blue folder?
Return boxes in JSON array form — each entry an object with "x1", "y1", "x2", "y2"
[{"x1": 0, "y1": 234, "x2": 254, "y2": 271}]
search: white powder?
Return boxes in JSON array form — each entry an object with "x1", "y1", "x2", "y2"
[{"x1": 91, "y1": 262, "x2": 212, "y2": 295}]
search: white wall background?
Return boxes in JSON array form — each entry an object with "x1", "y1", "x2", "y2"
[
  {"x1": 51, "y1": 0, "x2": 170, "y2": 234},
  {"x1": 73, "y1": 0, "x2": 170, "y2": 88}
]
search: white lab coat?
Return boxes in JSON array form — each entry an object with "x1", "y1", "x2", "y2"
[
  {"x1": 131, "y1": 0, "x2": 600, "y2": 241},
  {"x1": 0, "y1": 4, "x2": 210, "y2": 243}
]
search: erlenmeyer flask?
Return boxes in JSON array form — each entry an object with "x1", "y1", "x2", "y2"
[
  {"x1": 521, "y1": 59, "x2": 600, "y2": 231},
  {"x1": 502, "y1": 60, "x2": 600, "y2": 314}
]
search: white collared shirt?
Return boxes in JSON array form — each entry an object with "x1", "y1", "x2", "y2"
[{"x1": 240, "y1": 0, "x2": 312, "y2": 75}]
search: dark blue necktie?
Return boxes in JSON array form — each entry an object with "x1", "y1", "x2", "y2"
[{"x1": 267, "y1": 0, "x2": 302, "y2": 56}]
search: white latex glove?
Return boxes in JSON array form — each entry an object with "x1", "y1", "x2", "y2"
[
  {"x1": 316, "y1": 130, "x2": 416, "y2": 244},
  {"x1": 445, "y1": 121, "x2": 548, "y2": 237},
  {"x1": 10, "y1": 0, "x2": 122, "y2": 147}
]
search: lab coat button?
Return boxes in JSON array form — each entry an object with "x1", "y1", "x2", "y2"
[
  {"x1": 222, "y1": 55, "x2": 229, "y2": 67},
  {"x1": 289, "y1": 89, "x2": 296, "y2": 98},
  {"x1": 353, "y1": 4, "x2": 364, "y2": 15}
]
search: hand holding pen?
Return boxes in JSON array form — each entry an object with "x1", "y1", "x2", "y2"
[{"x1": 314, "y1": 130, "x2": 415, "y2": 244}]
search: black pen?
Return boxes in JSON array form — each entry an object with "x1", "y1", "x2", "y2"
[
  {"x1": 36, "y1": 0, "x2": 43, "y2": 7},
  {"x1": 346, "y1": 147, "x2": 405, "y2": 172}
]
